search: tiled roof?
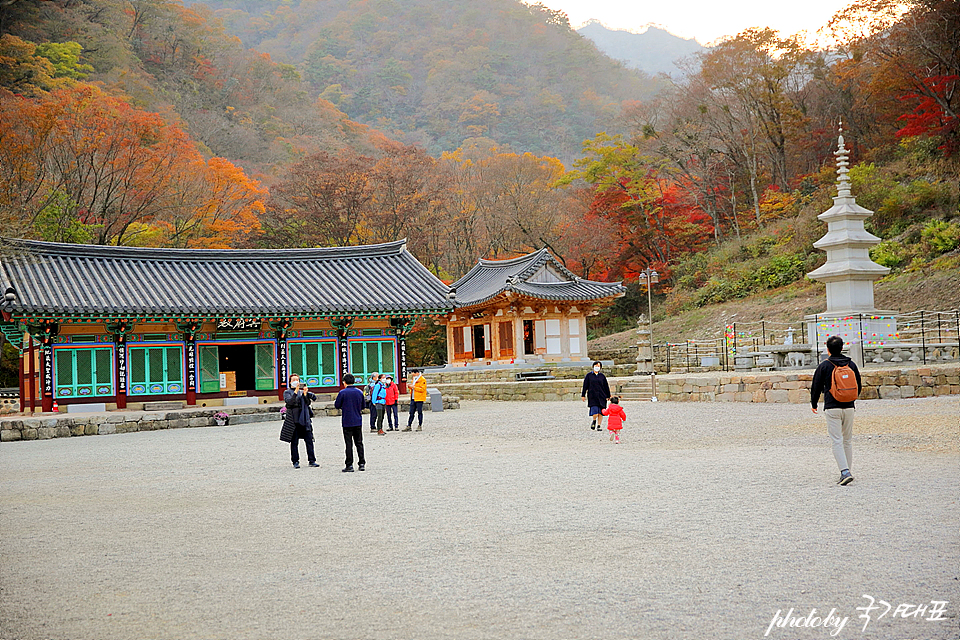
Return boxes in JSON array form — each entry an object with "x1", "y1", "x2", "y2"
[
  {"x1": 0, "y1": 239, "x2": 453, "y2": 318},
  {"x1": 451, "y1": 249, "x2": 625, "y2": 308}
]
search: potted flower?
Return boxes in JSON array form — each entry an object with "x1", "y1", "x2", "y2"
[{"x1": 214, "y1": 411, "x2": 229, "y2": 426}]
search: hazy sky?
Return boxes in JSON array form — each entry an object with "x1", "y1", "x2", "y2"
[{"x1": 536, "y1": 0, "x2": 856, "y2": 44}]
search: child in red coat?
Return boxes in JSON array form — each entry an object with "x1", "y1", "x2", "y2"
[{"x1": 602, "y1": 397, "x2": 626, "y2": 443}]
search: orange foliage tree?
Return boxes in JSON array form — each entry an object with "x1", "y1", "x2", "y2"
[{"x1": 0, "y1": 84, "x2": 264, "y2": 246}]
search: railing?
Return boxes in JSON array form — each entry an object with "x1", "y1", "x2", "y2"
[{"x1": 646, "y1": 309, "x2": 960, "y2": 373}]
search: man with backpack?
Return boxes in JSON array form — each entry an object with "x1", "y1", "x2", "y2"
[{"x1": 811, "y1": 335, "x2": 863, "y2": 485}]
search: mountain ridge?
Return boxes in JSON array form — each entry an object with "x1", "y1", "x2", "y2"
[{"x1": 576, "y1": 20, "x2": 705, "y2": 77}]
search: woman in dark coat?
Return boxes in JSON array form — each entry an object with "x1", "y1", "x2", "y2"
[
  {"x1": 279, "y1": 373, "x2": 318, "y2": 468},
  {"x1": 581, "y1": 361, "x2": 611, "y2": 431}
]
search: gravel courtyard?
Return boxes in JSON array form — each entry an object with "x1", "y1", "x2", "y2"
[{"x1": 1, "y1": 397, "x2": 958, "y2": 640}]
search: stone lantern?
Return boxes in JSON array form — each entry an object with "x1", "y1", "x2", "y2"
[{"x1": 635, "y1": 314, "x2": 653, "y2": 374}]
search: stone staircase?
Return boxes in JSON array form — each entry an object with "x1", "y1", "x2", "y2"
[{"x1": 616, "y1": 376, "x2": 655, "y2": 402}]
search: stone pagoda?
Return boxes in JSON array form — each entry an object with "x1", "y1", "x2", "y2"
[{"x1": 806, "y1": 123, "x2": 897, "y2": 364}]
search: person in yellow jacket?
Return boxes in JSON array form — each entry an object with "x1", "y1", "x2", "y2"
[{"x1": 403, "y1": 369, "x2": 428, "y2": 431}]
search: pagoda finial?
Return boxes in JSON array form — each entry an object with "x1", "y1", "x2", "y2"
[{"x1": 834, "y1": 119, "x2": 851, "y2": 198}]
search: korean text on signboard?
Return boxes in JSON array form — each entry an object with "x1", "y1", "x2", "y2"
[
  {"x1": 43, "y1": 344, "x2": 53, "y2": 397},
  {"x1": 117, "y1": 345, "x2": 127, "y2": 392},
  {"x1": 217, "y1": 318, "x2": 261, "y2": 331},
  {"x1": 186, "y1": 341, "x2": 196, "y2": 392},
  {"x1": 277, "y1": 340, "x2": 288, "y2": 384}
]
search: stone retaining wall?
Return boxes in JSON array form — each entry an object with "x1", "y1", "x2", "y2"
[
  {"x1": 432, "y1": 364, "x2": 960, "y2": 404},
  {"x1": 433, "y1": 379, "x2": 589, "y2": 402},
  {"x1": 424, "y1": 363, "x2": 636, "y2": 384},
  {"x1": 0, "y1": 404, "x2": 283, "y2": 442},
  {"x1": 657, "y1": 363, "x2": 960, "y2": 403},
  {"x1": 1, "y1": 396, "x2": 463, "y2": 443}
]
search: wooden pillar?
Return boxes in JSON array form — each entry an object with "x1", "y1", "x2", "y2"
[
  {"x1": 18, "y1": 344, "x2": 25, "y2": 413},
  {"x1": 27, "y1": 335, "x2": 36, "y2": 413},
  {"x1": 445, "y1": 322, "x2": 455, "y2": 365},
  {"x1": 111, "y1": 321, "x2": 132, "y2": 409},
  {"x1": 115, "y1": 340, "x2": 128, "y2": 409},
  {"x1": 40, "y1": 341, "x2": 52, "y2": 412},
  {"x1": 275, "y1": 337, "x2": 287, "y2": 401},
  {"x1": 514, "y1": 317, "x2": 524, "y2": 361},
  {"x1": 269, "y1": 320, "x2": 291, "y2": 400},
  {"x1": 184, "y1": 340, "x2": 197, "y2": 406},
  {"x1": 332, "y1": 317, "x2": 353, "y2": 388},
  {"x1": 397, "y1": 334, "x2": 408, "y2": 394}
]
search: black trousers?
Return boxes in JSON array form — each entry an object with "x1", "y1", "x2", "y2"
[
  {"x1": 291, "y1": 424, "x2": 315, "y2": 464},
  {"x1": 407, "y1": 400, "x2": 424, "y2": 427},
  {"x1": 342, "y1": 426, "x2": 365, "y2": 467},
  {"x1": 386, "y1": 404, "x2": 399, "y2": 429},
  {"x1": 368, "y1": 400, "x2": 377, "y2": 429},
  {"x1": 375, "y1": 404, "x2": 385, "y2": 429}
]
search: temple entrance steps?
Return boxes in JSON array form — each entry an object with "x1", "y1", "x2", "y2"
[{"x1": 616, "y1": 376, "x2": 654, "y2": 402}]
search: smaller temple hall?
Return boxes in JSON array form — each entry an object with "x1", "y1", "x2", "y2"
[{"x1": 443, "y1": 249, "x2": 625, "y2": 366}]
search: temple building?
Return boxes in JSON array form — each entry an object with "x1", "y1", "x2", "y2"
[
  {"x1": 443, "y1": 249, "x2": 625, "y2": 366},
  {"x1": 1, "y1": 239, "x2": 452, "y2": 412}
]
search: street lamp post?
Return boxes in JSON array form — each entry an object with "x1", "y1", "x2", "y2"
[{"x1": 639, "y1": 268, "x2": 659, "y2": 399}]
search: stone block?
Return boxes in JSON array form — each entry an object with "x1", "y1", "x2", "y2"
[
  {"x1": 1, "y1": 428, "x2": 23, "y2": 441},
  {"x1": 935, "y1": 385, "x2": 952, "y2": 396},
  {"x1": 21, "y1": 428, "x2": 37, "y2": 440},
  {"x1": 55, "y1": 426, "x2": 71, "y2": 438},
  {"x1": 169, "y1": 419, "x2": 189, "y2": 429},
  {"x1": 138, "y1": 421, "x2": 158, "y2": 431},
  {"x1": 105, "y1": 414, "x2": 126, "y2": 423},
  {"x1": 98, "y1": 423, "x2": 116, "y2": 435},
  {"x1": 717, "y1": 393, "x2": 736, "y2": 402},
  {"x1": 84, "y1": 423, "x2": 99, "y2": 435},
  {"x1": 38, "y1": 427, "x2": 55, "y2": 439},
  {"x1": 915, "y1": 386, "x2": 933, "y2": 397},
  {"x1": 735, "y1": 392, "x2": 753, "y2": 402},
  {"x1": 859, "y1": 387, "x2": 879, "y2": 400},
  {"x1": 780, "y1": 381, "x2": 802, "y2": 390},
  {"x1": 787, "y1": 389, "x2": 804, "y2": 404},
  {"x1": 722, "y1": 384, "x2": 739, "y2": 393},
  {"x1": 766, "y1": 390, "x2": 789, "y2": 403},
  {"x1": 899, "y1": 386, "x2": 915, "y2": 398},
  {"x1": 878, "y1": 386, "x2": 901, "y2": 400},
  {"x1": 753, "y1": 390, "x2": 766, "y2": 403},
  {"x1": 120, "y1": 421, "x2": 141, "y2": 433},
  {"x1": 700, "y1": 392, "x2": 716, "y2": 402}
]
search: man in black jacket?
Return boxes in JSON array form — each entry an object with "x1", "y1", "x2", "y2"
[{"x1": 811, "y1": 336, "x2": 862, "y2": 485}]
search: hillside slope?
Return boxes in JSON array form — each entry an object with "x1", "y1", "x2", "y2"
[
  {"x1": 589, "y1": 259, "x2": 960, "y2": 350},
  {"x1": 198, "y1": 0, "x2": 665, "y2": 162}
]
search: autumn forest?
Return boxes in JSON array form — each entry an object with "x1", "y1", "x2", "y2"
[{"x1": 1, "y1": 0, "x2": 958, "y2": 348}]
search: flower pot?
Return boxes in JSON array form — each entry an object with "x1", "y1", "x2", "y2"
[{"x1": 215, "y1": 419, "x2": 228, "y2": 426}]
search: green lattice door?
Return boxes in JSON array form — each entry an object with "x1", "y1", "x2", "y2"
[
  {"x1": 349, "y1": 340, "x2": 395, "y2": 383},
  {"x1": 288, "y1": 341, "x2": 338, "y2": 386},
  {"x1": 199, "y1": 345, "x2": 220, "y2": 393},
  {"x1": 55, "y1": 348, "x2": 113, "y2": 398},
  {"x1": 254, "y1": 343, "x2": 275, "y2": 390}
]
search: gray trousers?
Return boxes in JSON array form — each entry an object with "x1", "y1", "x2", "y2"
[{"x1": 825, "y1": 407, "x2": 854, "y2": 471}]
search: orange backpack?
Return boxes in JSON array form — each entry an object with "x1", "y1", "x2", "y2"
[{"x1": 831, "y1": 362, "x2": 859, "y2": 403}]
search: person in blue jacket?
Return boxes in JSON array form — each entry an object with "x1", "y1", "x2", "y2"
[
  {"x1": 371, "y1": 373, "x2": 387, "y2": 435},
  {"x1": 334, "y1": 373, "x2": 366, "y2": 472}
]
